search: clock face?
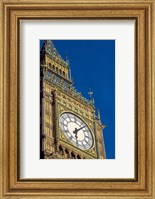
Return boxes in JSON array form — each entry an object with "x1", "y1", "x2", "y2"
[{"x1": 59, "y1": 112, "x2": 93, "y2": 150}]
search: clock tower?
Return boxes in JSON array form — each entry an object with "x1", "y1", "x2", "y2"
[{"x1": 40, "y1": 40, "x2": 106, "y2": 159}]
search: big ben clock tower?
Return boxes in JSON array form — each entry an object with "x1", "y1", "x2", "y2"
[{"x1": 40, "y1": 40, "x2": 106, "y2": 159}]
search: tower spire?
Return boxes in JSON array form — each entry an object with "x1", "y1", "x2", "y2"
[
  {"x1": 98, "y1": 109, "x2": 101, "y2": 122},
  {"x1": 66, "y1": 51, "x2": 72, "y2": 81},
  {"x1": 69, "y1": 68, "x2": 72, "y2": 80},
  {"x1": 88, "y1": 88, "x2": 95, "y2": 104},
  {"x1": 66, "y1": 51, "x2": 69, "y2": 64}
]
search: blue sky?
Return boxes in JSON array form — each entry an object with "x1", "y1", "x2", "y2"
[{"x1": 40, "y1": 40, "x2": 115, "y2": 159}]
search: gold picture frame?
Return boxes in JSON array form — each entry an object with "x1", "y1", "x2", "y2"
[{"x1": 0, "y1": 0, "x2": 155, "y2": 198}]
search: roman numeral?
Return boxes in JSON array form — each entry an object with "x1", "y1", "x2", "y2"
[
  {"x1": 80, "y1": 123, "x2": 85, "y2": 127},
  {"x1": 85, "y1": 135, "x2": 92, "y2": 140},
  {"x1": 85, "y1": 140, "x2": 89, "y2": 144},
  {"x1": 63, "y1": 130, "x2": 68, "y2": 133},
  {"x1": 82, "y1": 143, "x2": 87, "y2": 149},
  {"x1": 60, "y1": 122, "x2": 67, "y2": 126},
  {"x1": 69, "y1": 135, "x2": 73, "y2": 140},
  {"x1": 67, "y1": 114, "x2": 71, "y2": 121},
  {"x1": 74, "y1": 116, "x2": 77, "y2": 123}
]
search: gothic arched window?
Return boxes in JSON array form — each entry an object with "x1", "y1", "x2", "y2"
[
  {"x1": 71, "y1": 152, "x2": 76, "y2": 159},
  {"x1": 77, "y1": 155, "x2": 81, "y2": 159},
  {"x1": 65, "y1": 149, "x2": 70, "y2": 159},
  {"x1": 59, "y1": 145, "x2": 63, "y2": 155}
]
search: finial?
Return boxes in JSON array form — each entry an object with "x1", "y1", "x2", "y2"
[
  {"x1": 70, "y1": 77, "x2": 74, "y2": 86},
  {"x1": 69, "y1": 68, "x2": 72, "y2": 81},
  {"x1": 98, "y1": 109, "x2": 101, "y2": 121},
  {"x1": 88, "y1": 88, "x2": 95, "y2": 105},
  {"x1": 88, "y1": 88, "x2": 93, "y2": 98},
  {"x1": 66, "y1": 51, "x2": 69, "y2": 63}
]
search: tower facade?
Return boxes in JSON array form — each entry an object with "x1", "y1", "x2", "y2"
[{"x1": 40, "y1": 40, "x2": 106, "y2": 159}]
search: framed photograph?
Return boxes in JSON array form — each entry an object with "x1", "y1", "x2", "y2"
[{"x1": 0, "y1": 0, "x2": 154, "y2": 198}]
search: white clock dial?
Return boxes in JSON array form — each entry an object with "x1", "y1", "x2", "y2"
[{"x1": 59, "y1": 112, "x2": 93, "y2": 150}]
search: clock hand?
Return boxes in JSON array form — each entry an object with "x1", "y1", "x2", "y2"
[
  {"x1": 76, "y1": 125, "x2": 86, "y2": 132},
  {"x1": 73, "y1": 128, "x2": 78, "y2": 138},
  {"x1": 73, "y1": 126, "x2": 86, "y2": 139}
]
